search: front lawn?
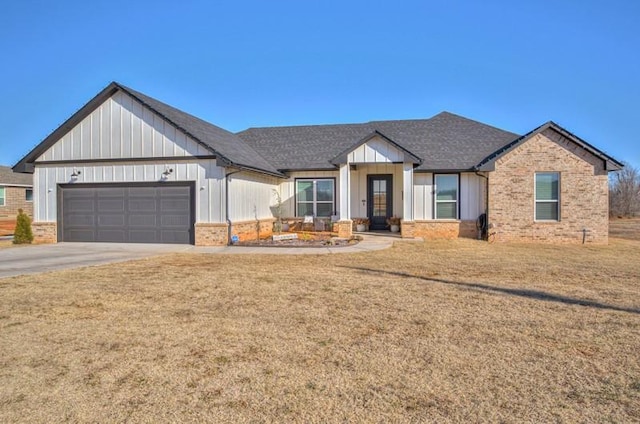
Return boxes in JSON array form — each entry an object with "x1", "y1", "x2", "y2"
[{"x1": 0, "y1": 238, "x2": 638, "y2": 422}]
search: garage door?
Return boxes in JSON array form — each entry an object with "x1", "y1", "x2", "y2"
[{"x1": 60, "y1": 183, "x2": 194, "y2": 244}]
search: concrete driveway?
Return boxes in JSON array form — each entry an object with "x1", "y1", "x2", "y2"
[{"x1": 0, "y1": 242, "x2": 193, "y2": 279}]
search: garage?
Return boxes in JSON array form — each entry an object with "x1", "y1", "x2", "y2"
[{"x1": 59, "y1": 183, "x2": 194, "y2": 244}]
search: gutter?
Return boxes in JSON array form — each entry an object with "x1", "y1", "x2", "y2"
[{"x1": 225, "y1": 169, "x2": 242, "y2": 245}]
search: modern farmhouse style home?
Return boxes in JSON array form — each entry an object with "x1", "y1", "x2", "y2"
[{"x1": 13, "y1": 82, "x2": 622, "y2": 245}]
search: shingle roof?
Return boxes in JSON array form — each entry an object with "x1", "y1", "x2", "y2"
[
  {"x1": 476, "y1": 121, "x2": 624, "y2": 172},
  {"x1": 237, "y1": 112, "x2": 520, "y2": 171},
  {"x1": 0, "y1": 165, "x2": 32, "y2": 186},
  {"x1": 14, "y1": 82, "x2": 284, "y2": 177},
  {"x1": 116, "y1": 84, "x2": 283, "y2": 177}
]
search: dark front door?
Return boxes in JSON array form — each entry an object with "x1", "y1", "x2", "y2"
[{"x1": 367, "y1": 174, "x2": 392, "y2": 230}]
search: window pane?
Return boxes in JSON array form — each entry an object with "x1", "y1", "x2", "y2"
[
  {"x1": 0, "y1": 187, "x2": 4, "y2": 206},
  {"x1": 298, "y1": 202, "x2": 313, "y2": 216},
  {"x1": 436, "y1": 202, "x2": 457, "y2": 219},
  {"x1": 26, "y1": 189, "x2": 33, "y2": 202},
  {"x1": 536, "y1": 173, "x2": 558, "y2": 200},
  {"x1": 317, "y1": 203, "x2": 333, "y2": 217},
  {"x1": 436, "y1": 175, "x2": 458, "y2": 201},
  {"x1": 316, "y1": 180, "x2": 334, "y2": 202},
  {"x1": 536, "y1": 202, "x2": 558, "y2": 220},
  {"x1": 296, "y1": 181, "x2": 314, "y2": 201}
]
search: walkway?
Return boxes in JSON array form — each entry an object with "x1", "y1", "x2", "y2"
[
  {"x1": 0, "y1": 233, "x2": 420, "y2": 278},
  {"x1": 194, "y1": 232, "x2": 416, "y2": 255}
]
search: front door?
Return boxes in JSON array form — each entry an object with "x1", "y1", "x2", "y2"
[{"x1": 367, "y1": 174, "x2": 393, "y2": 230}]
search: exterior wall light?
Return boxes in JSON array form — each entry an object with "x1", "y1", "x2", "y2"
[
  {"x1": 161, "y1": 167, "x2": 174, "y2": 181},
  {"x1": 70, "y1": 169, "x2": 81, "y2": 182}
]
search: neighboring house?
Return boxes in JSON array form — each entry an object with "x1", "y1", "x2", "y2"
[
  {"x1": 13, "y1": 82, "x2": 622, "y2": 245},
  {"x1": 0, "y1": 165, "x2": 33, "y2": 235}
]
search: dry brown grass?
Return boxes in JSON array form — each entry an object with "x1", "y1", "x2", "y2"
[
  {"x1": 0, "y1": 238, "x2": 639, "y2": 422},
  {"x1": 610, "y1": 217, "x2": 640, "y2": 240}
]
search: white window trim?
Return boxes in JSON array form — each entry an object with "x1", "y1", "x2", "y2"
[
  {"x1": 0, "y1": 186, "x2": 5, "y2": 207},
  {"x1": 295, "y1": 178, "x2": 335, "y2": 217},
  {"x1": 434, "y1": 174, "x2": 459, "y2": 220},
  {"x1": 25, "y1": 188, "x2": 33, "y2": 202},
  {"x1": 534, "y1": 172, "x2": 560, "y2": 222}
]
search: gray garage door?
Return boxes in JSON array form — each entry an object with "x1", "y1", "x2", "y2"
[{"x1": 60, "y1": 183, "x2": 194, "y2": 244}]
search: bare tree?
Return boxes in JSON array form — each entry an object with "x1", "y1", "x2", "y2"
[{"x1": 609, "y1": 162, "x2": 640, "y2": 217}]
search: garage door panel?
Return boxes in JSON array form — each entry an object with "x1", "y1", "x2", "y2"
[
  {"x1": 65, "y1": 229, "x2": 96, "y2": 242},
  {"x1": 66, "y1": 199, "x2": 95, "y2": 212},
  {"x1": 66, "y1": 213, "x2": 96, "y2": 226},
  {"x1": 97, "y1": 229, "x2": 127, "y2": 242},
  {"x1": 129, "y1": 215, "x2": 157, "y2": 227},
  {"x1": 61, "y1": 184, "x2": 193, "y2": 244},
  {"x1": 129, "y1": 230, "x2": 159, "y2": 243},
  {"x1": 98, "y1": 215, "x2": 126, "y2": 226},
  {"x1": 161, "y1": 230, "x2": 191, "y2": 244},
  {"x1": 129, "y1": 187, "x2": 157, "y2": 196},
  {"x1": 161, "y1": 215, "x2": 191, "y2": 227},
  {"x1": 129, "y1": 199, "x2": 157, "y2": 212},
  {"x1": 97, "y1": 199, "x2": 125, "y2": 211}
]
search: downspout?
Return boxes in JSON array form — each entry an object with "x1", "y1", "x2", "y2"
[
  {"x1": 225, "y1": 169, "x2": 242, "y2": 245},
  {"x1": 475, "y1": 170, "x2": 489, "y2": 240}
]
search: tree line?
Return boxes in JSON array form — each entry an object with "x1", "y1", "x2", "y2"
[{"x1": 610, "y1": 162, "x2": 640, "y2": 218}]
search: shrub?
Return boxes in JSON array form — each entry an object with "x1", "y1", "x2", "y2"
[{"x1": 13, "y1": 209, "x2": 34, "y2": 244}]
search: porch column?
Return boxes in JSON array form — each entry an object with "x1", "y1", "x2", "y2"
[
  {"x1": 337, "y1": 163, "x2": 353, "y2": 238},
  {"x1": 402, "y1": 162, "x2": 414, "y2": 221},
  {"x1": 339, "y1": 163, "x2": 351, "y2": 220}
]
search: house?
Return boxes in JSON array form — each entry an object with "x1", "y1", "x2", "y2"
[
  {"x1": 0, "y1": 165, "x2": 33, "y2": 236},
  {"x1": 13, "y1": 82, "x2": 622, "y2": 245}
]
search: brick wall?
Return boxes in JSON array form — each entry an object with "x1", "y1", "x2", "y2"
[
  {"x1": 194, "y1": 218, "x2": 276, "y2": 246},
  {"x1": 0, "y1": 186, "x2": 33, "y2": 218},
  {"x1": 32, "y1": 222, "x2": 57, "y2": 244},
  {"x1": 406, "y1": 220, "x2": 478, "y2": 239},
  {"x1": 0, "y1": 186, "x2": 33, "y2": 235},
  {"x1": 488, "y1": 128, "x2": 609, "y2": 244}
]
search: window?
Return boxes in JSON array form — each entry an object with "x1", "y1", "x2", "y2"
[
  {"x1": 296, "y1": 179, "x2": 335, "y2": 217},
  {"x1": 0, "y1": 186, "x2": 4, "y2": 206},
  {"x1": 435, "y1": 174, "x2": 458, "y2": 219},
  {"x1": 535, "y1": 172, "x2": 560, "y2": 221},
  {"x1": 26, "y1": 189, "x2": 33, "y2": 202}
]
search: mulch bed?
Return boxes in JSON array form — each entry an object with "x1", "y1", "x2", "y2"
[{"x1": 235, "y1": 232, "x2": 360, "y2": 247}]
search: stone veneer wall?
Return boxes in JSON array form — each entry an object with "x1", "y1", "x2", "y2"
[
  {"x1": 195, "y1": 218, "x2": 276, "y2": 246},
  {"x1": 336, "y1": 220, "x2": 353, "y2": 238},
  {"x1": 32, "y1": 222, "x2": 57, "y2": 244},
  {"x1": 194, "y1": 223, "x2": 228, "y2": 246},
  {"x1": 487, "y1": 128, "x2": 609, "y2": 244},
  {"x1": 231, "y1": 218, "x2": 276, "y2": 242},
  {"x1": 402, "y1": 220, "x2": 477, "y2": 239}
]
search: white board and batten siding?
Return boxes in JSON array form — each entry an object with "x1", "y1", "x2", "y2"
[
  {"x1": 228, "y1": 172, "x2": 280, "y2": 222},
  {"x1": 413, "y1": 172, "x2": 486, "y2": 221},
  {"x1": 37, "y1": 91, "x2": 211, "y2": 162},
  {"x1": 347, "y1": 136, "x2": 405, "y2": 163},
  {"x1": 33, "y1": 161, "x2": 226, "y2": 223}
]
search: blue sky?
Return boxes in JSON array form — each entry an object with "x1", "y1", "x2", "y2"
[{"x1": 1, "y1": 0, "x2": 638, "y2": 169}]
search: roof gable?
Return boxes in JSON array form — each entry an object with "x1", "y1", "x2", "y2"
[
  {"x1": 475, "y1": 121, "x2": 623, "y2": 172},
  {"x1": 330, "y1": 130, "x2": 422, "y2": 165},
  {"x1": 14, "y1": 82, "x2": 284, "y2": 177},
  {"x1": 35, "y1": 90, "x2": 213, "y2": 163}
]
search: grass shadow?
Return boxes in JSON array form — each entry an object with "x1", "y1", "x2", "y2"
[{"x1": 339, "y1": 266, "x2": 640, "y2": 315}]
